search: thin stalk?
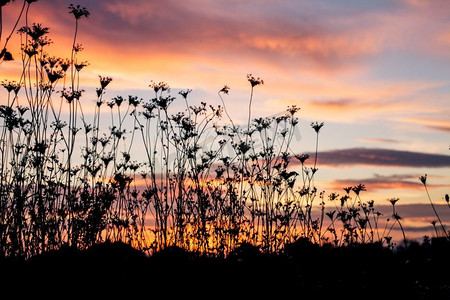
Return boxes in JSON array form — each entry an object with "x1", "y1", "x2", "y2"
[{"x1": 424, "y1": 184, "x2": 448, "y2": 237}]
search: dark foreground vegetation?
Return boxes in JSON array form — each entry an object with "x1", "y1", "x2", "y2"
[{"x1": 1, "y1": 238, "x2": 449, "y2": 299}]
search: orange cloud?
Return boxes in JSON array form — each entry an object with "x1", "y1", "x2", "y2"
[
  {"x1": 400, "y1": 117, "x2": 450, "y2": 133},
  {"x1": 1, "y1": 0, "x2": 390, "y2": 81}
]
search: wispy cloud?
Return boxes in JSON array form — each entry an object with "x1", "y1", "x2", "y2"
[
  {"x1": 358, "y1": 138, "x2": 403, "y2": 144},
  {"x1": 400, "y1": 117, "x2": 450, "y2": 133},
  {"x1": 307, "y1": 148, "x2": 450, "y2": 168},
  {"x1": 328, "y1": 173, "x2": 446, "y2": 191}
]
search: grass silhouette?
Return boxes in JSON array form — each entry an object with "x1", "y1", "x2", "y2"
[{"x1": 0, "y1": 2, "x2": 449, "y2": 298}]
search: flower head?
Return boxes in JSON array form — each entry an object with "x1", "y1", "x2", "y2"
[
  {"x1": 1, "y1": 80, "x2": 21, "y2": 94},
  {"x1": 149, "y1": 81, "x2": 169, "y2": 93},
  {"x1": 247, "y1": 74, "x2": 264, "y2": 87},
  {"x1": 311, "y1": 121, "x2": 324, "y2": 133},
  {"x1": 45, "y1": 67, "x2": 64, "y2": 83},
  {"x1": 287, "y1": 105, "x2": 300, "y2": 116},
  {"x1": 352, "y1": 183, "x2": 366, "y2": 196},
  {"x1": 295, "y1": 153, "x2": 309, "y2": 164},
  {"x1": 69, "y1": 4, "x2": 90, "y2": 19},
  {"x1": 178, "y1": 89, "x2": 192, "y2": 99},
  {"x1": 99, "y1": 75, "x2": 112, "y2": 89},
  {"x1": 343, "y1": 186, "x2": 352, "y2": 194},
  {"x1": 388, "y1": 198, "x2": 399, "y2": 206},
  {"x1": 74, "y1": 61, "x2": 89, "y2": 72},
  {"x1": 112, "y1": 96, "x2": 124, "y2": 107},
  {"x1": 61, "y1": 88, "x2": 84, "y2": 103},
  {"x1": 73, "y1": 43, "x2": 84, "y2": 53},
  {"x1": 328, "y1": 192, "x2": 339, "y2": 201},
  {"x1": 24, "y1": 23, "x2": 49, "y2": 41},
  {"x1": 128, "y1": 95, "x2": 140, "y2": 107},
  {"x1": 419, "y1": 174, "x2": 427, "y2": 185},
  {"x1": 17, "y1": 106, "x2": 29, "y2": 116},
  {"x1": 219, "y1": 85, "x2": 230, "y2": 94}
]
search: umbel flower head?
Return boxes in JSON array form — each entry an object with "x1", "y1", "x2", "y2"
[
  {"x1": 388, "y1": 198, "x2": 399, "y2": 206},
  {"x1": 178, "y1": 89, "x2": 192, "y2": 99},
  {"x1": 419, "y1": 174, "x2": 427, "y2": 185},
  {"x1": 61, "y1": 88, "x2": 84, "y2": 103},
  {"x1": 219, "y1": 85, "x2": 230, "y2": 94},
  {"x1": 69, "y1": 4, "x2": 90, "y2": 19},
  {"x1": 1, "y1": 80, "x2": 21, "y2": 95},
  {"x1": 352, "y1": 183, "x2": 366, "y2": 196},
  {"x1": 99, "y1": 75, "x2": 112, "y2": 89},
  {"x1": 247, "y1": 74, "x2": 264, "y2": 87},
  {"x1": 295, "y1": 153, "x2": 309, "y2": 164},
  {"x1": 149, "y1": 81, "x2": 169, "y2": 93},
  {"x1": 18, "y1": 23, "x2": 49, "y2": 42},
  {"x1": 311, "y1": 121, "x2": 324, "y2": 133}
]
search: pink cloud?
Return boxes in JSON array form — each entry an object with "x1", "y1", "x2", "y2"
[
  {"x1": 2, "y1": 0, "x2": 390, "y2": 73},
  {"x1": 400, "y1": 117, "x2": 450, "y2": 133},
  {"x1": 328, "y1": 174, "x2": 447, "y2": 192}
]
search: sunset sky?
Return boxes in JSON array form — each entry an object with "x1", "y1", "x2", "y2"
[{"x1": 2, "y1": 0, "x2": 450, "y2": 239}]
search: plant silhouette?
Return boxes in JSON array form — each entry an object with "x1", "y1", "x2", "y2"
[
  {"x1": 0, "y1": 2, "x2": 448, "y2": 268},
  {"x1": 0, "y1": 2, "x2": 450, "y2": 298}
]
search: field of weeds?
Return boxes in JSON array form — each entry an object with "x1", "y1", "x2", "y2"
[{"x1": 0, "y1": 2, "x2": 450, "y2": 299}]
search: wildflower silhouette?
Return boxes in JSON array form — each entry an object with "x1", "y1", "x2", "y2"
[
  {"x1": 246, "y1": 74, "x2": 263, "y2": 140},
  {"x1": 1, "y1": 80, "x2": 21, "y2": 95},
  {"x1": 311, "y1": 121, "x2": 324, "y2": 133},
  {"x1": 1, "y1": 1, "x2": 446, "y2": 263},
  {"x1": 311, "y1": 121, "x2": 324, "y2": 169},
  {"x1": 69, "y1": 4, "x2": 90, "y2": 19},
  {"x1": 419, "y1": 174, "x2": 448, "y2": 238},
  {"x1": 218, "y1": 85, "x2": 234, "y2": 125},
  {"x1": 247, "y1": 74, "x2": 264, "y2": 87}
]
